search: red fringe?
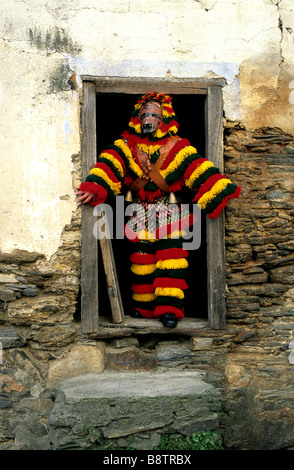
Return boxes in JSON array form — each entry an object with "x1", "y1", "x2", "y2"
[
  {"x1": 193, "y1": 174, "x2": 226, "y2": 202},
  {"x1": 121, "y1": 132, "x2": 174, "y2": 149},
  {"x1": 100, "y1": 148, "x2": 127, "y2": 173},
  {"x1": 131, "y1": 284, "x2": 155, "y2": 294},
  {"x1": 169, "y1": 179, "x2": 184, "y2": 192},
  {"x1": 153, "y1": 278, "x2": 188, "y2": 290},
  {"x1": 93, "y1": 162, "x2": 120, "y2": 183},
  {"x1": 161, "y1": 138, "x2": 191, "y2": 170},
  {"x1": 123, "y1": 175, "x2": 133, "y2": 186},
  {"x1": 184, "y1": 158, "x2": 207, "y2": 180},
  {"x1": 160, "y1": 120, "x2": 179, "y2": 133},
  {"x1": 129, "y1": 253, "x2": 156, "y2": 264},
  {"x1": 153, "y1": 305, "x2": 185, "y2": 319},
  {"x1": 134, "y1": 308, "x2": 155, "y2": 319},
  {"x1": 155, "y1": 248, "x2": 189, "y2": 261},
  {"x1": 137, "y1": 187, "x2": 163, "y2": 201},
  {"x1": 208, "y1": 185, "x2": 242, "y2": 219},
  {"x1": 78, "y1": 182, "x2": 108, "y2": 206}
]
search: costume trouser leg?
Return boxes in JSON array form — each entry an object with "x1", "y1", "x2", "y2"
[
  {"x1": 130, "y1": 240, "x2": 156, "y2": 318},
  {"x1": 130, "y1": 238, "x2": 189, "y2": 320},
  {"x1": 153, "y1": 238, "x2": 189, "y2": 320}
]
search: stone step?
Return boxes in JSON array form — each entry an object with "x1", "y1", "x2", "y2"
[{"x1": 49, "y1": 370, "x2": 221, "y2": 450}]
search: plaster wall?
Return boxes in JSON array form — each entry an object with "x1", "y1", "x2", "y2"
[{"x1": 0, "y1": 0, "x2": 293, "y2": 256}]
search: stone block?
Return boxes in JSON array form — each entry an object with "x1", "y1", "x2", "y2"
[
  {"x1": 47, "y1": 343, "x2": 105, "y2": 386},
  {"x1": 106, "y1": 347, "x2": 156, "y2": 372},
  {"x1": 49, "y1": 371, "x2": 221, "y2": 450}
]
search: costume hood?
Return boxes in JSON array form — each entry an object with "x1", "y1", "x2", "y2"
[{"x1": 122, "y1": 91, "x2": 179, "y2": 144}]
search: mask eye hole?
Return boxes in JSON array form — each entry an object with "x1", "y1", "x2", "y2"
[{"x1": 139, "y1": 112, "x2": 161, "y2": 121}]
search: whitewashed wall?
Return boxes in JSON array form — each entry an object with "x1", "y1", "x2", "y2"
[{"x1": 0, "y1": 0, "x2": 293, "y2": 257}]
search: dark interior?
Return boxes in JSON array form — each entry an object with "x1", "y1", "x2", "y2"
[{"x1": 96, "y1": 92, "x2": 207, "y2": 319}]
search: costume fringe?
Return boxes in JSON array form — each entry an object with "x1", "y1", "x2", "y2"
[
  {"x1": 114, "y1": 139, "x2": 143, "y2": 177},
  {"x1": 132, "y1": 292, "x2": 156, "y2": 302},
  {"x1": 89, "y1": 167, "x2": 122, "y2": 195},
  {"x1": 208, "y1": 185, "x2": 241, "y2": 219},
  {"x1": 78, "y1": 182, "x2": 108, "y2": 206},
  {"x1": 131, "y1": 263, "x2": 156, "y2": 275},
  {"x1": 129, "y1": 253, "x2": 156, "y2": 265},
  {"x1": 131, "y1": 283, "x2": 155, "y2": 294},
  {"x1": 185, "y1": 160, "x2": 214, "y2": 189},
  {"x1": 155, "y1": 248, "x2": 189, "y2": 261},
  {"x1": 154, "y1": 287, "x2": 185, "y2": 299},
  {"x1": 155, "y1": 258, "x2": 189, "y2": 270},
  {"x1": 197, "y1": 178, "x2": 231, "y2": 209},
  {"x1": 153, "y1": 305, "x2": 185, "y2": 319},
  {"x1": 99, "y1": 152, "x2": 125, "y2": 177},
  {"x1": 153, "y1": 277, "x2": 188, "y2": 290},
  {"x1": 134, "y1": 308, "x2": 155, "y2": 318}
]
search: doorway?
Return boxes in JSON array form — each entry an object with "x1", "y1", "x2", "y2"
[{"x1": 95, "y1": 92, "x2": 208, "y2": 320}]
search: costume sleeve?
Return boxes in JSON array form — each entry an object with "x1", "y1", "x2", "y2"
[
  {"x1": 162, "y1": 140, "x2": 241, "y2": 219},
  {"x1": 184, "y1": 154, "x2": 241, "y2": 218},
  {"x1": 78, "y1": 141, "x2": 128, "y2": 206}
]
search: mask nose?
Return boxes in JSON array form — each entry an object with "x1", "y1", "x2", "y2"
[{"x1": 142, "y1": 122, "x2": 153, "y2": 131}]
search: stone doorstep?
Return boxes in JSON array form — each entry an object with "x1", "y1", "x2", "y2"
[{"x1": 49, "y1": 371, "x2": 221, "y2": 449}]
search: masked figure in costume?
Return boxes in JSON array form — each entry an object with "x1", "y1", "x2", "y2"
[{"x1": 76, "y1": 92, "x2": 241, "y2": 328}]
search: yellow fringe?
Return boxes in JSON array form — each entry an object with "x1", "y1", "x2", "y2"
[
  {"x1": 89, "y1": 168, "x2": 122, "y2": 195},
  {"x1": 198, "y1": 178, "x2": 231, "y2": 208},
  {"x1": 164, "y1": 230, "x2": 186, "y2": 239},
  {"x1": 155, "y1": 126, "x2": 178, "y2": 139},
  {"x1": 162, "y1": 108, "x2": 175, "y2": 118},
  {"x1": 100, "y1": 152, "x2": 125, "y2": 178},
  {"x1": 154, "y1": 287, "x2": 184, "y2": 299},
  {"x1": 155, "y1": 259, "x2": 188, "y2": 270},
  {"x1": 114, "y1": 139, "x2": 143, "y2": 177},
  {"x1": 136, "y1": 143, "x2": 161, "y2": 155},
  {"x1": 137, "y1": 230, "x2": 157, "y2": 242},
  {"x1": 131, "y1": 264, "x2": 156, "y2": 275},
  {"x1": 161, "y1": 146, "x2": 197, "y2": 178},
  {"x1": 132, "y1": 293, "x2": 156, "y2": 302},
  {"x1": 185, "y1": 160, "x2": 215, "y2": 189},
  {"x1": 129, "y1": 121, "x2": 142, "y2": 134}
]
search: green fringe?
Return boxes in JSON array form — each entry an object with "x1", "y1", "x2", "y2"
[
  {"x1": 155, "y1": 238, "x2": 184, "y2": 250},
  {"x1": 190, "y1": 166, "x2": 220, "y2": 190},
  {"x1": 165, "y1": 152, "x2": 200, "y2": 186},
  {"x1": 85, "y1": 174, "x2": 116, "y2": 199},
  {"x1": 153, "y1": 268, "x2": 188, "y2": 279},
  {"x1": 97, "y1": 157, "x2": 123, "y2": 182},
  {"x1": 203, "y1": 183, "x2": 238, "y2": 215},
  {"x1": 132, "y1": 300, "x2": 155, "y2": 309},
  {"x1": 155, "y1": 296, "x2": 184, "y2": 308},
  {"x1": 130, "y1": 273, "x2": 155, "y2": 284}
]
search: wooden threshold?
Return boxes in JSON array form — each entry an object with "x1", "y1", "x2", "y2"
[{"x1": 87, "y1": 315, "x2": 208, "y2": 339}]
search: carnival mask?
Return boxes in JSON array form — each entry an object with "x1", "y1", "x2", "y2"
[{"x1": 139, "y1": 101, "x2": 163, "y2": 134}]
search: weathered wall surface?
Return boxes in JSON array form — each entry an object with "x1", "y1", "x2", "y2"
[{"x1": 0, "y1": 0, "x2": 294, "y2": 450}]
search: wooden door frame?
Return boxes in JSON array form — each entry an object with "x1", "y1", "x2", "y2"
[{"x1": 80, "y1": 77, "x2": 226, "y2": 333}]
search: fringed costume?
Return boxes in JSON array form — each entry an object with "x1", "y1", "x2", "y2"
[{"x1": 79, "y1": 91, "x2": 241, "y2": 327}]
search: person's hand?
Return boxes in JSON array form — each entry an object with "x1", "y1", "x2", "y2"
[{"x1": 75, "y1": 190, "x2": 96, "y2": 204}]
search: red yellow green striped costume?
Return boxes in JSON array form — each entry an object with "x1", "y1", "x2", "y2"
[{"x1": 79, "y1": 92, "x2": 241, "y2": 322}]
